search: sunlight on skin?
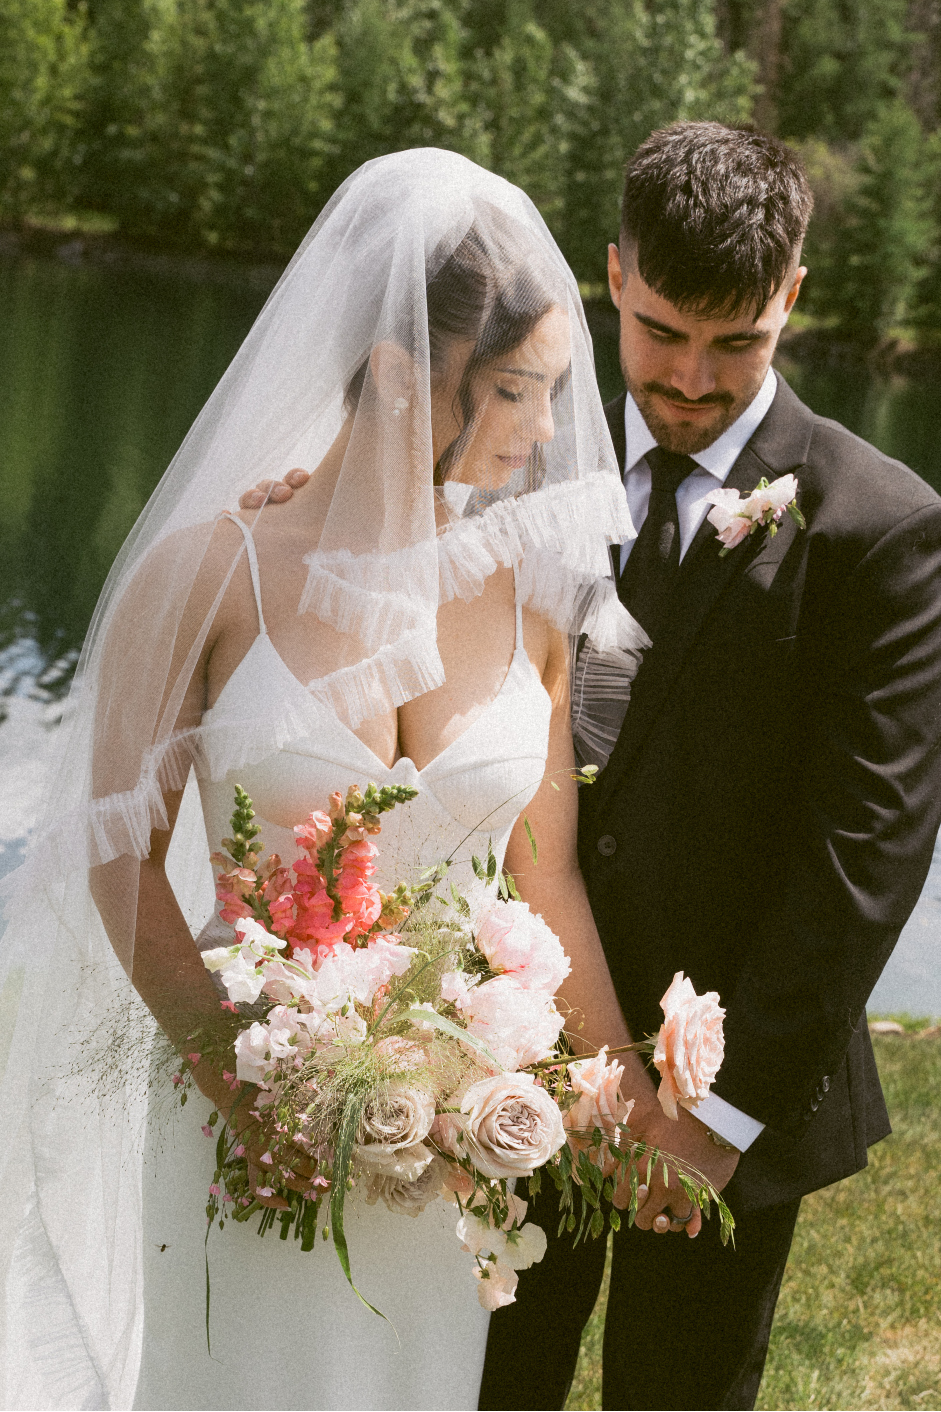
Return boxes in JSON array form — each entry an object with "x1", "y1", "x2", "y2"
[{"x1": 608, "y1": 240, "x2": 806, "y2": 457}]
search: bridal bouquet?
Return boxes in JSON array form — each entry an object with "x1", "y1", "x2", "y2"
[{"x1": 175, "y1": 783, "x2": 732, "y2": 1314}]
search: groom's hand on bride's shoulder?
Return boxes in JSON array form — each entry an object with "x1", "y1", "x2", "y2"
[
  {"x1": 239, "y1": 467, "x2": 310, "y2": 509},
  {"x1": 614, "y1": 1105, "x2": 739, "y2": 1239}
]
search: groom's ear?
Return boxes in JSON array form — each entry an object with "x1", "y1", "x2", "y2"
[
  {"x1": 608, "y1": 243, "x2": 624, "y2": 310},
  {"x1": 782, "y1": 265, "x2": 808, "y2": 317}
]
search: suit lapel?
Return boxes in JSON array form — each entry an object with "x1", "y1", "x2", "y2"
[{"x1": 594, "y1": 375, "x2": 816, "y2": 812}]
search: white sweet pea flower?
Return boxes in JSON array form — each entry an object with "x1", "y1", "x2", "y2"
[
  {"x1": 473, "y1": 1262, "x2": 519, "y2": 1310},
  {"x1": 744, "y1": 473, "x2": 799, "y2": 520},
  {"x1": 234, "y1": 1021, "x2": 276, "y2": 1085},
  {"x1": 456, "y1": 1212, "x2": 507, "y2": 1260},
  {"x1": 261, "y1": 951, "x2": 321, "y2": 1007},
  {"x1": 201, "y1": 945, "x2": 237, "y2": 973},
  {"x1": 704, "y1": 485, "x2": 747, "y2": 528},
  {"x1": 218, "y1": 949, "x2": 268, "y2": 1004},
  {"x1": 499, "y1": 1222, "x2": 547, "y2": 1271},
  {"x1": 234, "y1": 916, "x2": 287, "y2": 957}
]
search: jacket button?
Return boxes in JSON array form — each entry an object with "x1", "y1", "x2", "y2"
[
  {"x1": 810, "y1": 1098, "x2": 819, "y2": 1112},
  {"x1": 597, "y1": 835, "x2": 617, "y2": 856},
  {"x1": 822, "y1": 1076, "x2": 830, "y2": 1092}
]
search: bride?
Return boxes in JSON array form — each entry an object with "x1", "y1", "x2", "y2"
[{"x1": 0, "y1": 149, "x2": 647, "y2": 1411}]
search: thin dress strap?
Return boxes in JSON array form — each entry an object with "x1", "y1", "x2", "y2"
[
  {"x1": 220, "y1": 512, "x2": 267, "y2": 636},
  {"x1": 513, "y1": 564, "x2": 524, "y2": 655}
]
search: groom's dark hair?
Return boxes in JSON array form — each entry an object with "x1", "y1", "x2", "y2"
[{"x1": 620, "y1": 122, "x2": 813, "y2": 319}]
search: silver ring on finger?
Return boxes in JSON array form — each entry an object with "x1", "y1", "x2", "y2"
[{"x1": 666, "y1": 1207, "x2": 694, "y2": 1225}]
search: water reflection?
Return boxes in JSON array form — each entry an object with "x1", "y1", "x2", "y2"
[
  {"x1": 0, "y1": 257, "x2": 268, "y2": 703},
  {"x1": 777, "y1": 357, "x2": 941, "y2": 496}
]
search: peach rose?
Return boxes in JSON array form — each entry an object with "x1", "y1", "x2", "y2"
[
  {"x1": 354, "y1": 1084, "x2": 436, "y2": 1174},
  {"x1": 653, "y1": 971, "x2": 725, "y2": 1120},
  {"x1": 563, "y1": 1048, "x2": 634, "y2": 1174},
  {"x1": 365, "y1": 1155, "x2": 448, "y2": 1215}
]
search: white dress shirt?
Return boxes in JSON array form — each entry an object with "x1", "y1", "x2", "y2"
[
  {"x1": 620, "y1": 367, "x2": 778, "y2": 574},
  {"x1": 620, "y1": 368, "x2": 777, "y2": 1151}
]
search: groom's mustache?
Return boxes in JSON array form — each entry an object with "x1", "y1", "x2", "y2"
[{"x1": 642, "y1": 382, "x2": 735, "y2": 410}]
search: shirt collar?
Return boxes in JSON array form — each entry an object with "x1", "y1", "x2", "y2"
[{"x1": 623, "y1": 366, "x2": 778, "y2": 485}]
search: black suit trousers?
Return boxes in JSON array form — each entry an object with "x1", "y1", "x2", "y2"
[{"x1": 478, "y1": 1185, "x2": 801, "y2": 1412}]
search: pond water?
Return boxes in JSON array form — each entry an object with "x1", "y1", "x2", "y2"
[{"x1": 2, "y1": 253, "x2": 939, "y2": 1015}]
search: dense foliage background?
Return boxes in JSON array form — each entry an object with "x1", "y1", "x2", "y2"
[{"x1": 3, "y1": 0, "x2": 941, "y2": 344}]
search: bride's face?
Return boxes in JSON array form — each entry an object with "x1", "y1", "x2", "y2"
[{"x1": 431, "y1": 305, "x2": 571, "y2": 488}]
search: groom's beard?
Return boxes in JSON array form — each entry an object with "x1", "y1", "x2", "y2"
[{"x1": 626, "y1": 372, "x2": 763, "y2": 454}]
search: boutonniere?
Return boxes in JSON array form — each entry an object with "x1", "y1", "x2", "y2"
[{"x1": 704, "y1": 474, "x2": 806, "y2": 558}]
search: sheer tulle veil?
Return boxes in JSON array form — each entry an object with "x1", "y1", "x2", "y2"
[{"x1": 0, "y1": 149, "x2": 645, "y2": 1407}]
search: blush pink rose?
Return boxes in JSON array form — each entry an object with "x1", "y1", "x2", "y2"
[
  {"x1": 563, "y1": 1048, "x2": 634, "y2": 1174},
  {"x1": 475, "y1": 900, "x2": 571, "y2": 994},
  {"x1": 653, "y1": 971, "x2": 725, "y2": 1120}
]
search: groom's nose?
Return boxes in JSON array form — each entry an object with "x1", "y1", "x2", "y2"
[{"x1": 668, "y1": 349, "x2": 718, "y2": 402}]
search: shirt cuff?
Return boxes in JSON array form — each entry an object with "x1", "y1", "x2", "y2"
[{"x1": 689, "y1": 1091, "x2": 765, "y2": 1152}]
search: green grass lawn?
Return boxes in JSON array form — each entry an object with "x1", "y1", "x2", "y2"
[{"x1": 565, "y1": 1033, "x2": 941, "y2": 1412}]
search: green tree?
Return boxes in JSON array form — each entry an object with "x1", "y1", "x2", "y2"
[
  {"x1": 172, "y1": 0, "x2": 339, "y2": 255},
  {"x1": 328, "y1": 0, "x2": 487, "y2": 184},
  {"x1": 469, "y1": 0, "x2": 590, "y2": 226},
  {"x1": 809, "y1": 102, "x2": 934, "y2": 345},
  {"x1": 557, "y1": 0, "x2": 756, "y2": 284},
  {"x1": 82, "y1": 0, "x2": 338, "y2": 256},
  {"x1": 909, "y1": 131, "x2": 941, "y2": 342},
  {"x1": 778, "y1": 0, "x2": 914, "y2": 142},
  {"x1": 0, "y1": 0, "x2": 88, "y2": 220}
]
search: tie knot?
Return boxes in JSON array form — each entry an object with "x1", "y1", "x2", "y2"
[{"x1": 647, "y1": 446, "x2": 698, "y2": 495}]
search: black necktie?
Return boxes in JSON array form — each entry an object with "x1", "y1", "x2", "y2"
[{"x1": 618, "y1": 446, "x2": 697, "y2": 640}]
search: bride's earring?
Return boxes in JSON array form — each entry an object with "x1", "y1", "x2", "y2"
[{"x1": 392, "y1": 398, "x2": 409, "y2": 417}]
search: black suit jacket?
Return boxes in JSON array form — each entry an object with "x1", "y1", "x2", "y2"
[{"x1": 578, "y1": 375, "x2": 941, "y2": 1210}]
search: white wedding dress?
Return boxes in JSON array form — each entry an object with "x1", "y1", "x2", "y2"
[{"x1": 132, "y1": 519, "x2": 553, "y2": 1412}]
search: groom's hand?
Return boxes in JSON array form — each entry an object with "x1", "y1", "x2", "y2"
[
  {"x1": 239, "y1": 467, "x2": 310, "y2": 508},
  {"x1": 614, "y1": 1105, "x2": 739, "y2": 1239}
]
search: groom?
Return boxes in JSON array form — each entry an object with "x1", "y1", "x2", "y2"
[{"x1": 478, "y1": 121, "x2": 941, "y2": 1411}]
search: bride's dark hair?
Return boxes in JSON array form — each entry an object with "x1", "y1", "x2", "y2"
[{"x1": 346, "y1": 206, "x2": 560, "y2": 489}]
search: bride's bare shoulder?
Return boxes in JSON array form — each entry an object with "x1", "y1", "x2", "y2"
[{"x1": 108, "y1": 514, "x2": 253, "y2": 636}]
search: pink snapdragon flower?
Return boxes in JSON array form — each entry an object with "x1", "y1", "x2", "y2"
[{"x1": 294, "y1": 810, "x2": 332, "y2": 853}]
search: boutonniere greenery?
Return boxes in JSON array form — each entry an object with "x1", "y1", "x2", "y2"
[{"x1": 705, "y1": 474, "x2": 806, "y2": 558}]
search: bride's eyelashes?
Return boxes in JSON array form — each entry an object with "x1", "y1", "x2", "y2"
[{"x1": 496, "y1": 385, "x2": 524, "y2": 403}]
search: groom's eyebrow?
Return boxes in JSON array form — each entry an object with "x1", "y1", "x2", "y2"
[{"x1": 633, "y1": 312, "x2": 769, "y2": 346}]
